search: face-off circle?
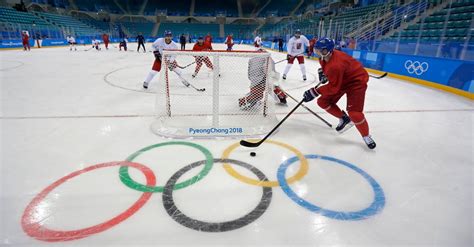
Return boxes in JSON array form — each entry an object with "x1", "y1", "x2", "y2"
[{"x1": 162, "y1": 158, "x2": 273, "y2": 232}]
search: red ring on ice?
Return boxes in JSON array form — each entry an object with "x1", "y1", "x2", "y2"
[{"x1": 21, "y1": 161, "x2": 156, "y2": 242}]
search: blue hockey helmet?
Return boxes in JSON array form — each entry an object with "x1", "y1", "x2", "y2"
[{"x1": 314, "y1": 37, "x2": 335, "y2": 54}]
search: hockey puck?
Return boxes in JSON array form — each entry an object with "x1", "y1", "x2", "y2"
[{"x1": 250, "y1": 152, "x2": 256, "y2": 157}]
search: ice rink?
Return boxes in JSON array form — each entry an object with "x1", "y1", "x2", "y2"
[{"x1": 1, "y1": 42, "x2": 473, "y2": 246}]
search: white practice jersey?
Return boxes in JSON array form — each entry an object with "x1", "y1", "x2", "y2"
[
  {"x1": 152, "y1": 38, "x2": 179, "y2": 61},
  {"x1": 254, "y1": 36, "x2": 262, "y2": 46},
  {"x1": 287, "y1": 35, "x2": 309, "y2": 56},
  {"x1": 67, "y1": 37, "x2": 75, "y2": 43}
]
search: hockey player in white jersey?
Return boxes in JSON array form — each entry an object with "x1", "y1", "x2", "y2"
[
  {"x1": 91, "y1": 38, "x2": 101, "y2": 51},
  {"x1": 66, "y1": 35, "x2": 77, "y2": 51},
  {"x1": 254, "y1": 34, "x2": 262, "y2": 49},
  {"x1": 282, "y1": 29, "x2": 310, "y2": 81},
  {"x1": 239, "y1": 49, "x2": 287, "y2": 110},
  {"x1": 143, "y1": 30, "x2": 190, "y2": 89}
]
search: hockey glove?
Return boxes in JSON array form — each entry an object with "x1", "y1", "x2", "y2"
[
  {"x1": 303, "y1": 87, "x2": 319, "y2": 102},
  {"x1": 153, "y1": 51, "x2": 161, "y2": 61},
  {"x1": 287, "y1": 54, "x2": 292, "y2": 61},
  {"x1": 318, "y1": 68, "x2": 328, "y2": 84}
]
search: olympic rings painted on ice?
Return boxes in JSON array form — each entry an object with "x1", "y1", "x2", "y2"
[
  {"x1": 21, "y1": 161, "x2": 156, "y2": 242},
  {"x1": 120, "y1": 141, "x2": 214, "y2": 192},
  {"x1": 21, "y1": 142, "x2": 385, "y2": 242},
  {"x1": 162, "y1": 159, "x2": 272, "y2": 232},
  {"x1": 222, "y1": 139, "x2": 309, "y2": 187},
  {"x1": 277, "y1": 154, "x2": 385, "y2": 220}
]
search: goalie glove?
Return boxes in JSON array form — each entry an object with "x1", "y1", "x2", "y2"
[
  {"x1": 303, "y1": 87, "x2": 319, "y2": 102},
  {"x1": 318, "y1": 68, "x2": 328, "y2": 84},
  {"x1": 153, "y1": 51, "x2": 161, "y2": 61}
]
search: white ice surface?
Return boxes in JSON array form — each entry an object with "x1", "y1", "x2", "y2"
[{"x1": 1, "y1": 43, "x2": 473, "y2": 247}]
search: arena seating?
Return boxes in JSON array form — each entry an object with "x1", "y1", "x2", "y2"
[
  {"x1": 158, "y1": 22, "x2": 219, "y2": 39},
  {"x1": 75, "y1": 0, "x2": 122, "y2": 14},
  {"x1": 120, "y1": 21, "x2": 155, "y2": 37},
  {"x1": 144, "y1": 0, "x2": 191, "y2": 16},
  {"x1": 33, "y1": 11, "x2": 102, "y2": 36},
  {"x1": 258, "y1": 0, "x2": 300, "y2": 17},
  {"x1": 0, "y1": 6, "x2": 63, "y2": 39},
  {"x1": 390, "y1": 0, "x2": 474, "y2": 42},
  {"x1": 194, "y1": 0, "x2": 238, "y2": 17},
  {"x1": 225, "y1": 24, "x2": 258, "y2": 39}
]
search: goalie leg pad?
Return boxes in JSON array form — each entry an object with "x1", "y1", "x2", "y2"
[{"x1": 239, "y1": 84, "x2": 265, "y2": 110}]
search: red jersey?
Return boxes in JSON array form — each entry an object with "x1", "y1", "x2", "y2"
[
  {"x1": 317, "y1": 50, "x2": 368, "y2": 96},
  {"x1": 309, "y1": 38, "x2": 317, "y2": 48},
  {"x1": 225, "y1": 35, "x2": 233, "y2": 44},
  {"x1": 102, "y1": 34, "x2": 109, "y2": 42},
  {"x1": 192, "y1": 42, "x2": 212, "y2": 51},
  {"x1": 204, "y1": 35, "x2": 212, "y2": 46},
  {"x1": 22, "y1": 33, "x2": 29, "y2": 42}
]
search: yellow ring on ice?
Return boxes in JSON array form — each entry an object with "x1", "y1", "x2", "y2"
[{"x1": 222, "y1": 139, "x2": 308, "y2": 187}]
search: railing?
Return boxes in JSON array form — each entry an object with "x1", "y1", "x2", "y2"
[
  {"x1": 355, "y1": 1, "x2": 429, "y2": 42},
  {"x1": 0, "y1": 22, "x2": 64, "y2": 40},
  {"x1": 344, "y1": 0, "x2": 474, "y2": 60}
]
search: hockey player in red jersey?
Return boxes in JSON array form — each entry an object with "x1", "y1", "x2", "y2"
[
  {"x1": 102, "y1": 33, "x2": 109, "y2": 50},
  {"x1": 307, "y1": 36, "x2": 317, "y2": 57},
  {"x1": 192, "y1": 36, "x2": 214, "y2": 78},
  {"x1": 225, "y1": 33, "x2": 234, "y2": 51},
  {"x1": 302, "y1": 38, "x2": 375, "y2": 149},
  {"x1": 22, "y1": 31, "x2": 30, "y2": 51},
  {"x1": 204, "y1": 33, "x2": 212, "y2": 47}
]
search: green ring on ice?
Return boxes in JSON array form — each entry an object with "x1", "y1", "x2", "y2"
[{"x1": 120, "y1": 141, "x2": 214, "y2": 192}]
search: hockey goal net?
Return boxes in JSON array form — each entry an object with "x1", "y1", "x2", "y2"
[{"x1": 151, "y1": 49, "x2": 279, "y2": 138}]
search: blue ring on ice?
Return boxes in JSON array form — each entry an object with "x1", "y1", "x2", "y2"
[{"x1": 277, "y1": 154, "x2": 385, "y2": 220}]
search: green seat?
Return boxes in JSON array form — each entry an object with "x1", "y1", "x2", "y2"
[
  {"x1": 445, "y1": 28, "x2": 457, "y2": 36},
  {"x1": 455, "y1": 28, "x2": 467, "y2": 36}
]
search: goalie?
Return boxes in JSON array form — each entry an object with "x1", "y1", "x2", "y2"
[{"x1": 239, "y1": 51, "x2": 287, "y2": 110}]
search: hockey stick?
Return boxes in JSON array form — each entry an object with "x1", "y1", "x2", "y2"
[
  {"x1": 240, "y1": 80, "x2": 324, "y2": 148},
  {"x1": 274, "y1": 52, "x2": 305, "y2": 64},
  {"x1": 283, "y1": 91, "x2": 332, "y2": 128},
  {"x1": 172, "y1": 70, "x2": 205, "y2": 92},
  {"x1": 240, "y1": 99, "x2": 304, "y2": 148},
  {"x1": 188, "y1": 83, "x2": 206, "y2": 92},
  {"x1": 369, "y1": 72, "x2": 388, "y2": 79},
  {"x1": 176, "y1": 61, "x2": 196, "y2": 69}
]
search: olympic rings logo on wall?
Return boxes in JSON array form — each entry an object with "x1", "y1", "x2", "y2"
[
  {"x1": 404, "y1": 60, "x2": 429, "y2": 75},
  {"x1": 21, "y1": 140, "x2": 386, "y2": 242}
]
